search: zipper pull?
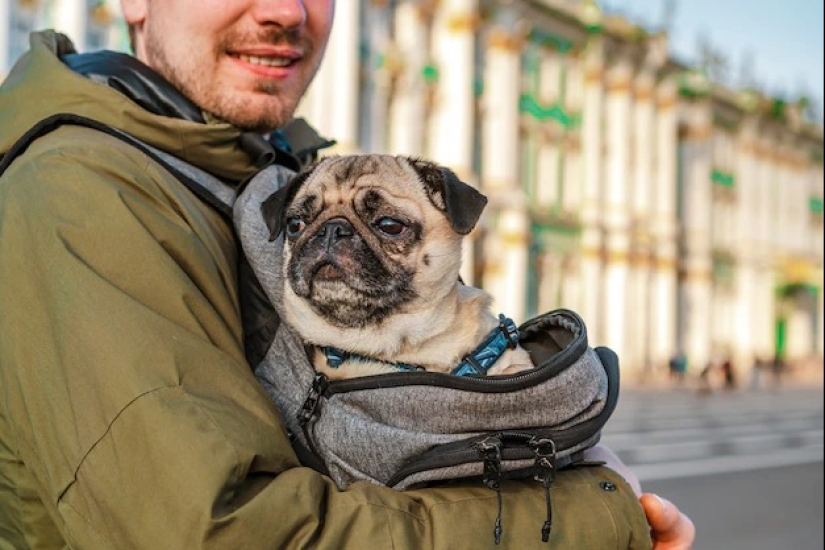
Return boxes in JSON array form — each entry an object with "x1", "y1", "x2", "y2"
[
  {"x1": 530, "y1": 437, "x2": 557, "y2": 543},
  {"x1": 298, "y1": 373, "x2": 328, "y2": 428},
  {"x1": 477, "y1": 436, "x2": 504, "y2": 545}
]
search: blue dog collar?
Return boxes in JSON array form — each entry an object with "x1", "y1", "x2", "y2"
[
  {"x1": 323, "y1": 314, "x2": 520, "y2": 377},
  {"x1": 451, "y1": 315, "x2": 520, "y2": 377},
  {"x1": 323, "y1": 347, "x2": 424, "y2": 373}
]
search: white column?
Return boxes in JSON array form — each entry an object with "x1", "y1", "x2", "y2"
[
  {"x1": 0, "y1": 0, "x2": 10, "y2": 73},
  {"x1": 579, "y1": 34, "x2": 605, "y2": 343},
  {"x1": 632, "y1": 75, "x2": 655, "y2": 215},
  {"x1": 679, "y1": 104, "x2": 714, "y2": 373},
  {"x1": 814, "y1": 165, "x2": 825, "y2": 358},
  {"x1": 562, "y1": 61, "x2": 584, "y2": 214},
  {"x1": 650, "y1": 80, "x2": 679, "y2": 373},
  {"x1": 788, "y1": 309, "x2": 812, "y2": 358},
  {"x1": 427, "y1": 0, "x2": 476, "y2": 175},
  {"x1": 480, "y1": 26, "x2": 527, "y2": 321},
  {"x1": 536, "y1": 50, "x2": 561, "y2": 207},
  {"x1": 52, "y1": 0, "x2": 86, "y2": 50},
  {"x1": 103, "y1": 0, "x2": 127, "y2": 51},
  {"x1": 297, "y1": 0, "x2": 360, "y2": 152},
  {"x1": 708, "y1": 193, "x2": 732, "y2": 357},
  {"x1": 625, "y1": 71, "x2": 655, "y2": 375},
  {"x1": 753, "y1": 141, "x2": 778, "y2": 360},
  {"x1": 361, "y1": 6, "x2": 392, "y2": 152},
  {"x1": 733, "y1": 266, "x2": 756, "y2": 367},
  {"x1": 756, "y1": 268, "x2": 777, "y2": 360},
  {"x1": 600, "y1": 60, "x2": 633, "y2": 362},
  {"x1": 732, "y1": 127, "x2": 758, "y2": 369},
  {"x1": 561, "y1": 256, "x2": 583, "y2": 315},
  {"x1": 818, "y1": 272, "x2": 824, "y2": 357},
  {"x1": 388, "y1": 3, "x2": 427, "y2": 156},
  {"x1": 428, "y1": 0, "x2": 479, "y2": 285}
]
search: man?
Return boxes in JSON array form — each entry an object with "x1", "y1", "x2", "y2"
[{"x1": 0, "y1": 1, "x2": 694, "y2": 548}]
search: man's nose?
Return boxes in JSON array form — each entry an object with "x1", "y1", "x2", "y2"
[
  {"x1": 319, "y1": 218, "x2": 354, "y2": 248},
  {"x1": 251, "y1": 0, "x2": 307, "y2": 28}
]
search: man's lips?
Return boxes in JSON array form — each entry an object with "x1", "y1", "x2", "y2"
[
  {"x1": 227, "y1": 47, "x2": 303, "y2": 74},
  {"x1": 232, "y1": 53, "x2": 295, "y2": 67}
]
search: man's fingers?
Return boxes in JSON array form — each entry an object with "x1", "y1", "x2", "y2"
[{"x1": 640, "y1": 493, "x2": 696, "y2": 549}]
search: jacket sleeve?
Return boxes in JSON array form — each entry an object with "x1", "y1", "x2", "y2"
[{"x1": 0, "y1": 128, "x2": 651, "y2": 550}]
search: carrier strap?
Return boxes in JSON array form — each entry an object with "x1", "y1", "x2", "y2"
[
  {"x1": 0, "y1": 113, "x2": 238, "y2": 217},
  {"x1": 0, "y1": 113, "x2": 334, "y2": 218}
]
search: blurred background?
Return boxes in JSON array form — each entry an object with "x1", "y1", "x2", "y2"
[
  {"x1": 2, "y1": 1, "x2": 823, "y2": 547},
  {"x1": 2, "y1": 0, "x2": 823, "y2": 385}
]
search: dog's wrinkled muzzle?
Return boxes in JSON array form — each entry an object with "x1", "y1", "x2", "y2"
[{"x1": 317, "y1": 218, "x2": 354, "y2": 250}]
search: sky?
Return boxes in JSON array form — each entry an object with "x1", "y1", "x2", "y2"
[{"x1": 601, "y1": 0, "x2": 825, "y2": 122}]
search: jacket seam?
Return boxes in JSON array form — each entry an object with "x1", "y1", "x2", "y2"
[
  {"x1": 62, "y1": 383, "x2": 182, "y2": 503},
  {"x1": 353, "y1": 500, "x2": 427, "y2": 524}
]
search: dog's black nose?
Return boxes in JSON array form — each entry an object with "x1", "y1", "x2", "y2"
[{"x1": 319, "y1": 218, "x2": 354, "y2": 247}]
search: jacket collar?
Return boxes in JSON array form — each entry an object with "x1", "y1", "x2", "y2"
[
  {"x1": 62, "y1": 50, "x2": 205, "y2": 123},
  {"x1": 60, "y1": 49, "x2": 334, "y2": 172}
]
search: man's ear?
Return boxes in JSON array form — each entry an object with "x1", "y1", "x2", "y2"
[
  {"x1": 120, "y1": 0, "x2": 147, "y2": 56},
  {"x1": 120, "y1": 0, "x2": 147, "y2": 26}
]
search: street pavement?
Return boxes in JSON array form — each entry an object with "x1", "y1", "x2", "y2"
[
  {"x1": 645, "y1": 461, "x2": 823, "y2": 550},
  {"x1": 603, "y1": 382, "x2": 823, "y2": 548},
  {"x1": 601, "y1": 382, "x2": 824, "y2": 483}
]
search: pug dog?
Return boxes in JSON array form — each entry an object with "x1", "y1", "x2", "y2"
[{"x1": 261, "y1": 154, "x2": 535, "y2": 380}]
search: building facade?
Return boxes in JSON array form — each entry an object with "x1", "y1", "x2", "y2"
[
  {"x1": 1, "y1": 0, "x2": 126, "y2": 72},
  {"x1": 3, "y1": 0, "x2": 823, "y2": 381}
]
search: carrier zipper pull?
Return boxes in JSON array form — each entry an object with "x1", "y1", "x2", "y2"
[
  {"x1": 298, "y1": 373, "x2": 329, "y2": 428},
  {"x1": 477, "y1": 436, "x2": 504, "y2": 545},
  {"x1": 530, "y1": 437, "x2": 557, "y2": 543}
]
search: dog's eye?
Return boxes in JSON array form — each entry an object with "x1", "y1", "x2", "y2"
[
  {"x1": 286, "y1": 216, "x2": 306, "y2": 237},
  {"x1": 375, "y1": 217, "x2": 406, "y2": 236}
]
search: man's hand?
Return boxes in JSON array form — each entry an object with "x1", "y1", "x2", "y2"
[{"x1": 640, "y1": 493, "x2": 696, "y2": 550}]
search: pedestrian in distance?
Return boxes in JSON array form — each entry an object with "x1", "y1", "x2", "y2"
[
  {"x1": 697, "y1": 360, "x2": 715, "y2": 396},
  {"x1": 0, "y1": 1, "x2": 695, "y2": 549},
  {"x1": 668, "y1": 351, "x2": 688, "y2": 386},
  {"x1": 771, "y1": 353, "x2": 787, "y2": 390},
  {"x1": 720, "y1": 356, "x2": 736, "y2": 391},
  {"x1": 749, "y1": 355, "x2": 766, "y2": 390}
]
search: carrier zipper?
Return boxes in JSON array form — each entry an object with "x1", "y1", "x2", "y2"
[
  {"x1": 297, "y1": 373, "x2": 330, "y2": 460},
  {"x1": 529, "y1": 437, "x2": 557, "y2": 543},
  {"x1": 316, "y1": 310, "x2": 589, "y2": 394},
  {"x1": 386, "y1": 429, "x2": 589, "y2": 488},
  {"x1": 477, "y1": 436, "x2": 504, "y2": 545},
  {"x1": 322, "y1": 354, "x2": 567, "y2": 391},
  {"x1": 326, "y1": 344, "x2": 619, "y2": 481}
]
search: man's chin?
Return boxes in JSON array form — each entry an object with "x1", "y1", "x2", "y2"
[{"x1": 208, "y1": 96, "x2": 297, "y2": 132}]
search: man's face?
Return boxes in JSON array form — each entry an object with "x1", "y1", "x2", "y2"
[{"x1": 122, "y1": 0, "x2": 335, "y2": 132}]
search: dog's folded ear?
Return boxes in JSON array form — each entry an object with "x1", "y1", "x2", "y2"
[
  {"x1": 409, "y1": 158, "x2": 488, "y2": 235},
  {"x1": 439, "y1": 168, "x2": 488, "y2": 235},
  {"x1": 261, "y1": 167, "x2": 316, "y2": 241}
]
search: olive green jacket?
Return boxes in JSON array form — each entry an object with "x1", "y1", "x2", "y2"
[{"x1": 0, "y1": 31, "x2": 652, "y2": 549}]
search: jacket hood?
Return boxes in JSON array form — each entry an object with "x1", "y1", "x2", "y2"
[{"x1": 0, "y1": 31, "x2": 262, "y2": 182}]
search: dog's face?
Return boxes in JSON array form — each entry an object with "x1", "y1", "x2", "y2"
[{"x1": 261, "y1": 155, "x2": 488, "y2": 332}]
